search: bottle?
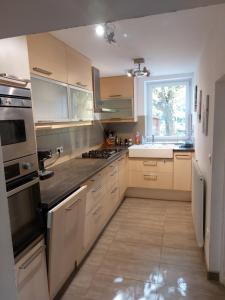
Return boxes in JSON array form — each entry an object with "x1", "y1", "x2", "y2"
[{"x1": 135, "y1": 131, "x2": 141, "y2": 145}]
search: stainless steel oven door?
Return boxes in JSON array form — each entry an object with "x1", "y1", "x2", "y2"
[
  {"x1": 7, "y1": 174, "x2": 43, "y2": 257},
  {"x1": 0, "y1": 107, "x2": 36, "y2": 162}
]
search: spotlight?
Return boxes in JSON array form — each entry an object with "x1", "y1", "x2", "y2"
[{"x1": 95, "y1": 24, "x2": 105, "y2": 37}]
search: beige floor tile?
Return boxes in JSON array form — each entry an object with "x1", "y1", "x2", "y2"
[
  {"x1": 158, "y1": 263, "x2": 225, "y2": 296},
  {"x1": 114, "y1": 225, "x2": 163, "y2": 246},
  {"x1": 85, "y1": 273, "x2": 158, "y2": 300},
  {"x1": 161, "y1": 247, "x2": 205, "y2": 271},
  {"x1": 163, "y1": 233, "x2": 198, "y2": 250},
  {"x1": 164, "y1": 221, "x2": 195, "y2": 235}
]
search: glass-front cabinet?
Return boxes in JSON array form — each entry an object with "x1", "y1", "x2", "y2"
[
  {"x1": 31, "y1": 76, "x2": 94, "y2": 124},
  {"x1": 69, "y1": 87, "x2": 93, "y2": 121}
]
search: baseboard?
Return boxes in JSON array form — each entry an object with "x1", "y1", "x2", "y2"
[
  {"x1": 207, "y1": 271, "x2": 220, "y2": 281},
  {"x1": 125, "y1": 187, "x2": 191, "y2": 202}
]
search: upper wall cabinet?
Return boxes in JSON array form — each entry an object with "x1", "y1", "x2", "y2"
[
  {"x1": 100, "y1": 76, "x2": 134, "y2": 100},
  {"x1": 0, "y1": 36, "x2": 30, "y2": 81},
  {"x1": 66, "y1": 46, "x2": 92, "y2": 91},
  {"x1": 27, "y1": 33, "x2": 67, "y2": 83}
]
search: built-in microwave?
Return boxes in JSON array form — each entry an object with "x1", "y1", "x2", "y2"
[
  {"x1": 0, "y1": 84, "x2": 37, "y2": 163},
  {"x1": 7, "y1": 172, "x2": 44, "y2": 257}
]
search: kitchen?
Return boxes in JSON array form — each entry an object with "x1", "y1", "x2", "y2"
[{"x1": 1, "y1": 2, "x2": 225, "y2": 300}]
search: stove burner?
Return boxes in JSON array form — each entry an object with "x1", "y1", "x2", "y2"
[{"x1": 82, "y1": 149, "x2": 119, "y2": 159}]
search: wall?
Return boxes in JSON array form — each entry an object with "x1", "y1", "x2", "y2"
[
  {"x1": 194, "y1": 5, "x2": 225, "y2": 273},
  {"x1": 36, "y1": 120, "x2": 104, "y2": 164}
]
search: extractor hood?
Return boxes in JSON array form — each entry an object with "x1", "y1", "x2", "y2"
[{"x1": 92, "y1": 67, "x2": 117, "y2": 113}]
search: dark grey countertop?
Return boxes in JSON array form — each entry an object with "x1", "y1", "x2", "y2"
[{"x1": 40, "y1": 149, "x2": 128, "y2": 210}]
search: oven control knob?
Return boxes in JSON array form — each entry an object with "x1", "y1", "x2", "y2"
[{"x1": 22, "y1": 162, "x2": 33, "y2": 170}]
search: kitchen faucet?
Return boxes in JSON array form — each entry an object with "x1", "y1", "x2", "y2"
[{"x1": 152, "y1": 135, "x2": 155, "y2": 144}]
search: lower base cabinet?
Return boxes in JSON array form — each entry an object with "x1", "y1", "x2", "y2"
[
  {"x1": 15, "y1": 238, "x2": 49, "y2": 300},
  {"x1": 47, "y1": 186, "x2": 87, "y2": 299}
]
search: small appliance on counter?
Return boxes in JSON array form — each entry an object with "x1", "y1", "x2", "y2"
[{"x1": 38, "y1": 150, "x2": 54, "y2": 180}]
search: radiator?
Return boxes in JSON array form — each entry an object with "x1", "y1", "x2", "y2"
[{"x1": 192, "y1": 159, "x2": 205, "y2": 248}]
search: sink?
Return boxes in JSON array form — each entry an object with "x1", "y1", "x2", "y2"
[{"x1": 128, "y1": 144, "x2": 174, "y2": 158}]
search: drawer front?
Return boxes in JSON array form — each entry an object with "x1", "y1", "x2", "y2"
[
  {"x1": 129, "y1": 158, "x2": 173, "y2": 173},
  {"x1": 86, "y1": 182, "x2": 105, "y2": 214},
  {"x1": 129, "y1": 171, "x2": 173, "y2": 189},
  {"x1": 84, "y1": 204, "x2": 104, "y2": 248}
]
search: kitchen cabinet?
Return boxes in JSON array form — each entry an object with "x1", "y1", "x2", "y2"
[
  {"x1": 70, "y1": 86, "x2": 94, "y2": 121},
  {"x1": 15, "y1": 238, "x2": 49, "y2": 300},
  {"x1": 0, "y1": 36, "x2": 30, "y2": 84},
  {"x1": 84, "y1": 171, "x2": 106, "y2": 250},
  {"x1": 129, "y1": 158, "x2": 173, "y2": 190},
  {"x1": 100, "y1": 76, "x2": 134, "y2": 100},
  {"x1": 47, "y1": 186, "x2": 87, "y2": 299},
  {"x1": 66, "y1": 46, "x2": 92, "y2": 91},
  {"x1": 118, "y1": 154, "x2": 128, "y2": 199},
  {"x1": 27, "y1": 33, "x2": 67, "y2": 83},
  {"x1": 31, "y1": 76, "x2": 69, "y2": 122},
  {"x1": 173, "y1": 152, "x2": 192, "y2": 191}
]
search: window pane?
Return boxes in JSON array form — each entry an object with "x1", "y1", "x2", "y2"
[{"x1": 151, "y1": 84, "x2": 186, "y2": 137}]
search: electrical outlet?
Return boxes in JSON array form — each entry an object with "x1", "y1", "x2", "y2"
[{"x1": 56, "y1": 146, "x2": 64, "y2": 154}]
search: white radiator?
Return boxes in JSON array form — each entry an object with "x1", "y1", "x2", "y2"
[{"x1": 192, "y1": 159, "x2": 205, "y2": 248}]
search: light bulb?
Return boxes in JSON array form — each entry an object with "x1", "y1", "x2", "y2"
[
  {"x1": 95, "y1": 24, "x2": 105, "y2": 37},
  {"x1": 127, "y1": 71, "x2": 132, "y2": 77}
]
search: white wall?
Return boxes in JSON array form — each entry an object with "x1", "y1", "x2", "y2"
[{"x1": 195, "y1": 6, "x2": 225, "y2": 272}]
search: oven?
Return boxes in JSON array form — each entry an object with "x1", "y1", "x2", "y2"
[
  {"x1": 0, "y1": 84, "x2": 36, "y2": 163},
  {"x1": 6, "y1": 172, "x2": 44, "y2": 257}
]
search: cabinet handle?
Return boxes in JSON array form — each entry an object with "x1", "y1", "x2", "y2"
[
  {"x1": 65, "y1": 198, "x2": 81, "y2": 211},
  {"x1": 111, "y1": 187, "x2": 118, "y2": 194},
  {"x1": 110, "y1": 171, "x2": 117, "y2": 177},
  {"x1": 92, "y1": 185, "x2": 102, "y2": 193},
  {"x1": 109, "y1": 94, "x2": 122, "y2": 98},
  {"x1": 33, "y1": 67, "x2": 52, "y2": 76},
  {"x1": 175, "y1": 154, "x2": 192, "y2": 160},
  {"x1": 92, "y1": 205, "x2": 103, "y2": 216},
  {"x1": 144, "y1": 174, "x2": 158, "y2": 181},
  {"x1": 19, "y1": 245, "x2": 45, "y2": 270},
  {"x1": 76, "y1": 81, "x2": 87, "y2": 88},
  {"x1": 143, "y1": 161, "x2": 157, "y2": 166}
]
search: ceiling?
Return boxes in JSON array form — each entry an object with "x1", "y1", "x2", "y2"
[
  {"x1": 52, "y1": 4, "x2": 224, "y2": 77},
  {"x1": 1, "y1": 0, "x2": 225, "y2": 39}
]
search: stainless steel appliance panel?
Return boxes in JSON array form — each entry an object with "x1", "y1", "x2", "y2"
[{"x1": 0, "y1": 106, "x2": 36, "y2": 162}]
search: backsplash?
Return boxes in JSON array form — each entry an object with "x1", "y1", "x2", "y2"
[{"x1": 36, "y1": 120, "x2": 104, "y2": 163}]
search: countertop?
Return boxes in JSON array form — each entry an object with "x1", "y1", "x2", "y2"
[{"x1": 40, "y1": 148, "x2": 128, "y2": 210}]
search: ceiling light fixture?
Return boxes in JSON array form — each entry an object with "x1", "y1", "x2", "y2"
[
  {"x1": 95, "y1": 24, "x2": 105, "y2": 37},
  {"x1": 95, "y1": 22, "x2": 116, "y2": 44},
  {"x1": 127, "y1": 58, "x2": 150, "y2": 77}
]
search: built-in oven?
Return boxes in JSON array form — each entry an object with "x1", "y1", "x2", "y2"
[
  {"x1": 0, "y1": 84, "x2": 37, "y2": 163},
  {"x1": 6, "y1": 172, "x2": 44, "y2": 257}
]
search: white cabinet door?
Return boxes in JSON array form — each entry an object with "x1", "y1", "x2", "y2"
[
  {"x1": 0, "y1": 36, "x2": 30, "y2": 81},
  {"x1": 47, "y1": 186, "x2": 87, "y2": 299},
  {"x1": 173, "y1": 152, "x2": 192, "y2": 191},
  {"x1": 16, "y1": 239, "x2": 49, "y2": 300}
]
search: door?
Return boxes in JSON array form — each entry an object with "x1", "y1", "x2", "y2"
[
  {"x1": 7, "y1": 174, "x2": 43, "y2": 257},
  {"x1": 0, "y1": 107, "x2": 36, "y2": 162},
  {"x1": 16, "y1": 239, "x2": 49, "y2": 300},
  {"x1": 100, "y1": 76, "x2": 134, "y2": 100},
  {"x1": 27, "y1": 33, "x2": 67, "y2": 83},
  {"x1": 118, "y1": 155, "x2": 127, "y2": 199},
  {"x1": 66, "y1": 46, "x2": 92, "y2": 90},
  {"x1": 47, "y1": 186, "x2": 87, "y2": 299},
  {"x1": 173, "y1": 152, "x2": 192, "y2": 191}
]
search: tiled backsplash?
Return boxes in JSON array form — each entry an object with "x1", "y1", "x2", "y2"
[{"x1": 36, "y1": 121, "x2": 104, "y2": 162}]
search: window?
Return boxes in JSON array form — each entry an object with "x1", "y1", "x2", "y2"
[{"x1": 145, "y1": 79, "x2": 192, "y2": 141}]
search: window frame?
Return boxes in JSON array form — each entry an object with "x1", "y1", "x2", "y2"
[{"x1": 145, "y1": 78, "x2": 192, "y2": 142}]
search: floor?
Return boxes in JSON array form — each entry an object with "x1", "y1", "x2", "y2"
[{"x1": 61, "y1": 198, "x2": 225, "y2": 300}]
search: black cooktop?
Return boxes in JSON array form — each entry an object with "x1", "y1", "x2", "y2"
[{"x1": 81, "y1": 149, "x2": 120, "y2": 159}]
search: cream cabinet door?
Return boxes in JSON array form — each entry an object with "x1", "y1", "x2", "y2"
[
  {"x1": 27, "y1": 33, "x2": 67, "y2": 83},
  {"x1": 47, "y1": 186, "x2": 87, "y2": 299},
  {"x1": 66, "y1": 46, "x2": 92, "y2": 91},
  {"x1": 173, "y1": 152, "x2": 192, "y2": 191},
  {"x1": 16, "y1": 239, "x2": 49, "y2": 300},
  {"x1": 118, "y1": 155, "x2": 127, "y2": 199},
  {"x1": 100, "y1": 76, "x2": 134, "y2": 99}
]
